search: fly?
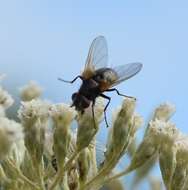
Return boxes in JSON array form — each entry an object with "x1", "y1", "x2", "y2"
[{"x1": 59, "y1": 36, "x2": 143, "y2": 128}]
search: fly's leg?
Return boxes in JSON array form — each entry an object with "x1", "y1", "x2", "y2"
[
  {"x1": 58, "y1": 75, "x2": 83, "y2": 84},
  {"x1": 106, "y1": 88, "x2": 136, "y2": 100},
  {"x1": 100, "y1": 94, "x2": 111, "y2": 128},
  {"x1": 91, "y1": 100, "x2": 97, "y2": 129}
]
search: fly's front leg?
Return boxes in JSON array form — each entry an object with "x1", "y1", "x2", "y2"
[
  {"x1": 100, "y1": 94, "x2": 111, "y2": 128},
  {"x1": 58, "y1": 75, "x2": 83, "y2": 84},
  {"x1": 106, "y1": 88, "x2": 136, "y2": 100}
]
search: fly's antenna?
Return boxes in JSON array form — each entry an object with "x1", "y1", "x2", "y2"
[{"x1": 58, "y1": 75, "x2": 83, "y2": 84}]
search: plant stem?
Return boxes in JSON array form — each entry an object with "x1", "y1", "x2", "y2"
[
  {"x1": 81, "y1": 154, "x2": 117, "y2": 190},
  {"x1": 35, "y1": 161, "x2": 45, "y2": 190},
  {"x1": 49, "y1": 151, "x2": 79, "y2": 190},
  {"x1": 7, "y1": 159, "x2": 40, "y2": 190},
  {"x1": 102, "y1": 168, "x2": 130, "y2": 186}
]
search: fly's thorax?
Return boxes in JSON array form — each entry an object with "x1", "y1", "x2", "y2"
[
  {"x1": 94, "y1": 68, "x2": 118, "y2": 85},
  {"x1": 79, "y1": 79, "x2": 101, "y2": 99},
  {"x1": 81, "y1": 79, "x2": 99, "y2": 90}
]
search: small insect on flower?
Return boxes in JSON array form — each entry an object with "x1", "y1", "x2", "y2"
[{"x1": 59, "y1": 36, "x2": 142, "y2": 127}]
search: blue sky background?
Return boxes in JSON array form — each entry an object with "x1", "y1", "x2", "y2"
[{"x1": 0, "y1": 0, "x2": 188, "y2": 189}]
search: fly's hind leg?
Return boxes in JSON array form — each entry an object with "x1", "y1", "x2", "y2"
[
  {"x1": 58, "y1": 75, "x2": 83, "y2": 84},
  {"x1": 100, "y1": 94, "x2": 111, "y2": 128},
  {"x1": 106, "y1": 88, "x2": 136, "y2": 100}
]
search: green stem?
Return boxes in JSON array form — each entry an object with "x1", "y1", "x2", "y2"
[
  {"x1": 89, "y1": 139, "x2": 98, "y2": 176},
  {"x1": 82, "y1": 137, "x2": 131, "y2": 190},
  {"x1": 49, "y1": 151, "x2": 79, "y2": 190},
  {"x1": 102, "y1": 168, "x2": 130, "y2": 186},
  {"x1": 35, "y1": 161, "x2": 45, "y2": 190},
  {"x1": 81, "y1": 154, "x2": 117, "y2": 190},
  {"x1": 7, "y1": 159, "x2": 40, "y2": 190}
]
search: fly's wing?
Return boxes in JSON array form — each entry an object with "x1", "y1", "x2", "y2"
[
  {"x1": 82, "y1": 36, "x2": 108, "y2": 79},
  {"x1": 111, "y1": 62, "x2": 143, "y2": 87}
]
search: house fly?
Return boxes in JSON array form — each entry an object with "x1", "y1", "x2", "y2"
[{"x1": 59, "y1": 36, "x2": 142, "y2": 128}]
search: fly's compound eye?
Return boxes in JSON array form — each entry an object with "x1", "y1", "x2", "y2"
[{"x1": 72, "y1": 93, "x2": 78, "y2": 101}]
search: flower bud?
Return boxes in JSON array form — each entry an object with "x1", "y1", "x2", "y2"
[
  {"x1": 126, "y1": 136, "x2": 157, "y2": 173},
  {"x1": 153, "y1": 103, "x2": 175, "y2": 121},
  {"x1": 0, "y1": 118, "x2": 23, "y2": 161},
  {"x1": 170, "y1": 139, "x2": 188, "y2": 190},
  {"x1": 159, "y1": 143, "x2": 177, "y2": 190},
  {"x1": 50, "y1": 103, "x2": 76, "y2": 128},
  {"x1": 77, "y1": 148, "x2": 91, "y2": 184},
  {"x1": 0, "y1": 87, "x2": 14, "y2": 109},
  {"x1": 76, "y1": 97, "x2": 104, "y2": 151},
  {"x1": 18, "y1": 99, "x2": 50, "y2": 167},
  {"x1": 158, "y1": 122, "x2": 181, "y2": 190},
  {"x1": 103, "y1": 98, "x2": 136, "y2": 170},
  {"x1": 9, "y1": 139, "x2": 26, "y2": 167},
  {"x1": 50, "y1": 103, "x2": 76, "y2": 168},
  {"x1": 145, "y1": 103, "x2": 176, "y2": 136},
  {"x1": 20, "y1": 81, "x2": 43, "y2": 101},
  {"x1": 127, "y1": 114, "x2": 143, "y2": 157}
]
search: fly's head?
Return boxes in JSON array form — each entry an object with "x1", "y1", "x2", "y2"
[{"x1": 71, "y1": 93, "x2": 90, "y2": 113}]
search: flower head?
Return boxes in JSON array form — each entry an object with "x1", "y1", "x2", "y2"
[
  {"x1": 50, "y1": 103, "x2": 76, "y2": 127},
  {"x1": 103, "y1": 98, "x2": 136, "y2": 170},
  {"x1": 153, "y1": 103, "x2": 175, "y2": 121},
  {"x1": 18, "y1": 99, "x2": 50, "y2": 123},
  {"x1": 0, "y1": 118, "x2": 23, "y2": 161},
  {"x1": 18, "y1": 99, "x2": 50, "y2": 168},
  {"x1": 0, "y1": 87, "x2": 14, "y2": 109},
  {"x1": 50, "y1": 103, "x2": 76, "y2": 168},
  {"x1": 76, "y1": 97, "x2": 104, "y2": 151},
  {"x1": 78, "y1": 97, "x2": 104, "y2": 124},
  {"x1": 166, "y1": 138, "x2": 188, "y2": 190},
  {"x1": 20, "y1": 81, "x2": 43, "y2": 101}
]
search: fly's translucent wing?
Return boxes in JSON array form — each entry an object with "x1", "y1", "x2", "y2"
[
  {"x1": 86, "y1": 36, "x2": 108, "y2": 69},
  {"x1": 82, "y1": 36, "x2": 108, "y2": 78},
  {"x1": 111, "y1": 62, "x2": 143, "y2": 87}
]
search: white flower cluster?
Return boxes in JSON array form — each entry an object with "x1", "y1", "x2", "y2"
[
  {"x1": 0, "y1": 86, "x2": 14, "y2": 110},
  {"x1": 19, "y1": 81, "x2": 43, "y2": 101},
  {"x1": 50, "y1": 103, "x2": 76, "y2": 127},
  {"x1": 0, "y1": 79, "x2": 187, "y2": 190},
  {"x1": 18, "y1": 99, "x2": 50, "y2": 122},
  {"x1": 0, "y1": 80, "x2": 23, "y2": 165},
  {"x1": 0, "y1": 117, "x2": 23, "y2": 161}
]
